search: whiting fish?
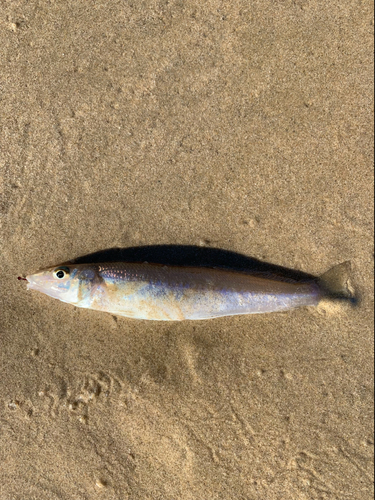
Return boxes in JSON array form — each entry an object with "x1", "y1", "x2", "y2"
[{"x1": 19, "y1": 261, "x2": 354, "y2": 321}]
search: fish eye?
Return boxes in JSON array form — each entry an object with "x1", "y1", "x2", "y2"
[{"x1": 53, "y1": 267, "x2": 70, "y2": 279}]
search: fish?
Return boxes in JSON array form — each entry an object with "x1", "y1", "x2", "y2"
[{"x1": 19, "y1": 260, "x2": 355, "y2": 321}]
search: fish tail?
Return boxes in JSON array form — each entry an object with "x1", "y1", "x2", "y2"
[{"x1": 318, "y1": 261, "x2": 357, "y2": 304}]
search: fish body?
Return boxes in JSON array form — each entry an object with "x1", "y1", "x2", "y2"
[{"x1": 22, "y1": 261, "x2": 353, "y2": 321}]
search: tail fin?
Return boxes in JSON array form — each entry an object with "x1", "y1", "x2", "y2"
[{"x1": 318, "y1": 261, "x2": 357, "y2": 304}]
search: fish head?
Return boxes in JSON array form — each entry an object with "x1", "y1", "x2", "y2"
[{"x1": 25, "y1": 265, "x2": 84, "y2": 304}]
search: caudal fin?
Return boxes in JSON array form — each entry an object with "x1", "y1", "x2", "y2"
[{"x1": 318, "y1": 261, "x2": 357, "y2": 304}]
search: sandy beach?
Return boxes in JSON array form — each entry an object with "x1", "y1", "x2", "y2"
[{"x1": 0, "y1": 0, "x2": 373, "y2": 498}]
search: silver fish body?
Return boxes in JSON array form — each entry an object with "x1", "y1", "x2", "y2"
[{"x1": 24, "y1": 262, "x2": 329, "y2": 320}]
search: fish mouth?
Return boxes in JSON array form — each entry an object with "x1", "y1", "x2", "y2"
[
  {"x1": 19, "y1": 276, "x2": 39, "y2": 292},
  {"x1": 24, "y1": 275, "x2": 40, "y2": 291},
  {"x1": 23, "y1": 275, "x2": 42, "y2": 291}
]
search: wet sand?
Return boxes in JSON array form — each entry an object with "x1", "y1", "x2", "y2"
[{"x1": 0, "y1": 0, "x2": 374, "y2": 499}]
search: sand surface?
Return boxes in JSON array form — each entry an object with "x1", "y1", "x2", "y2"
[{"x1": 0, "y1": 0, "x2": 374, "y2": 499}]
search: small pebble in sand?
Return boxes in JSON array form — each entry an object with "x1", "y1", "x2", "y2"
[{"x1": 95, "y1": 478, "x2": 107, "y2": 489}]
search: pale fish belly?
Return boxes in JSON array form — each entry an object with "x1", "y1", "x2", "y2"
[{"x1": 81, "y1": 270, "x2": 320, "y2": 320}]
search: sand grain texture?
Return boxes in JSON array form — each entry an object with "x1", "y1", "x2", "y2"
[{"x1": 0, "y1": 0, "x2": 374, "y2": 499}]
